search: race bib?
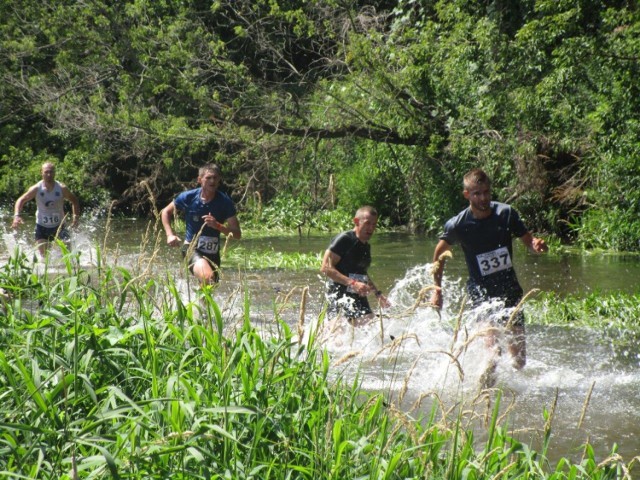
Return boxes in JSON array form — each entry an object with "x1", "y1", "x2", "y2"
[
  {"x1": 41, "y1": 214, "x2": 61, "y2": 226},
  {"x1": 476, "y1": 246, "x2": 512, "y2": 276},
  {"x1": 196, "y1": 235, "x2": 219, "y2": 254},
  {"x1": 347, "y1": 273, "x2": 368, "y2": 294}
]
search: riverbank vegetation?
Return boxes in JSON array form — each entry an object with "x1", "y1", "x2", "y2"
[
  {"x1": 534, "y1": 291, "x2": 640, "y2": 365},
  {"x1": 0, "y1": 249, "x2": 638, "y2": 478},
  {"x1": 1, "y1": 1, "x2": 639, "y2": 251}
]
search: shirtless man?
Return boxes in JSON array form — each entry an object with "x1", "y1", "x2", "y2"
[{"x1": 12, "y1": 161, "x2": 80, "y2": 258}]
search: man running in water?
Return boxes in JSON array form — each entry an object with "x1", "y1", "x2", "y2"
[
  {"x1": 161, "y1": 164, "x2": 241, "y2": 285},
  {"x1": 430, "y1": 168, "x2": 547, "y2": 375},
  {"x1": 12, "y1": 161, "x2": 81, "y2": 258},
  {"x1": 321, "y1": 205, "x2": 390, "y2": 326}
]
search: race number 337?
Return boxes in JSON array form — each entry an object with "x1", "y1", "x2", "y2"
[{"x1": 476, "y1": 246, "x2": 512, "y2": 276}]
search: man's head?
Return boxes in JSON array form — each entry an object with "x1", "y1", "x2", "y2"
[
  {"x1": 353, "y1": 205, "x2": 378, "y2": 243},
  {"x1": 198, "y1": 164, "x2": 222, "y2": 190},
  {"x1": 41, "y1": 162, "x2": 56, "y2": 183},
  {"x1": 463, "y1": 168, "x2": 491, "y2": 191},
  {"x1": 198, "y1": 164, "x2": 222, "y2": 178},
  {"x1": 463, "y1": 168, "x2": 492, "y2": 215}
]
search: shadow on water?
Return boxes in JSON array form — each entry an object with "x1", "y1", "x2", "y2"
[{"x1": 1, "y1": 218, "x2": 639, "y2": 464}]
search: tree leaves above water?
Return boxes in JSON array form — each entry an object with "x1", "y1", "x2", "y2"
[{"x1": 1, "y1": 0, "x2": 639, "y2": 249}]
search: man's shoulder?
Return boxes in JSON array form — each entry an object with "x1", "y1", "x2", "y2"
[
  {"x1": 22, "y1": 182, "x2": 42, "y2": 199},
  {"x1": 28, "y1": 181, "x2": 43, "y2": 192},
  {"x1": 491, "y1": 202, "x2": 524, "y2": 223},
  {"x1": 214, "y1": 190, "x2": 235, "y2": 205},
  {"x1": 54, "y1": 181, "x2": 68, "y2": 192},
  {"x1": 329, "y1": 230, "x2": 355, "y2": 248},
  {"x1": 492, "y1": 201, "x2": 514, "y2": 214},
  {"x1": 173, "y1": 188, "x2": 200, "y2": 211},
  {"x1": 176, "y1": 188, "x2": 200, "y2": 201},
  {"x1": 331, "y1": 229, "x2": 354, "y2": 241},
  {"x1": 445, "y1": 207, "x2": 472, "y2": 228}
]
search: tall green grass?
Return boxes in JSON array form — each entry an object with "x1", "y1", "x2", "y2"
[
  {"x1": 532, "y1": 291, "x2": 640, "y2": 364},
  {"x1": 225, "y1": 246, "x2": 322, "y2": 270},
  {"x1": 0, "y1": 248, "x2": 635, "y2": 479}
]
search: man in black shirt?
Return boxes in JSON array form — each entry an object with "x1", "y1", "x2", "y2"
[
  {"x1": 430, "y1": 169, "x2": 547, "y2": 372},
  {"x1": 321, "y1": 206, "x2": 390, "y2": 326}
]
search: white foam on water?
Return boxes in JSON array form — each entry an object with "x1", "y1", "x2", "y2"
[
  {"x1": 312, "y1": 263, "x2": 640, "y2": 432},
  {"x1": 311, "y1": 265, "x2": 521, "y2": 404}
]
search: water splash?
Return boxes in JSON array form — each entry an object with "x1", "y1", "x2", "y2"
[
  {"x1": 314, "y1": 263, "x2": 517, "y2": 403},
  {"x1": 309, "y1": 263, "x2": 640, "y2": 462}
]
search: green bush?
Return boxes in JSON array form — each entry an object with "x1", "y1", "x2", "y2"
[
  {"x1": 243, "y1": 193, "x2": 353, "y2": 233},
  {"x1": 575, "y1": 207, "x2": 640, "y2": 252},
  {"x1": 0, "y1": 147, "x2": 111, "y2": 213},
  {"x1": 0, "y1": 147, "x2": 52, "y2": 209}
]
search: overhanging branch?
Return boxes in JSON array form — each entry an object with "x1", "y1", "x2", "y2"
[{"x1": 211, "y1": 114, "x2": 425, "y2": 146}]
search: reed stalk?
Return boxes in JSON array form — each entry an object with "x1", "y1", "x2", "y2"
[
  {"x1": 578, "y1": 381, "x2": 596, "y2": 429},
  {"x1": 297, "y1": 286, "x2": 308, "y2": 343}
]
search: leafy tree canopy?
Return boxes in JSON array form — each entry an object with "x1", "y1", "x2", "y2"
[{"x1": 1, "y1": 0, "x2": 639, "y2": 249}]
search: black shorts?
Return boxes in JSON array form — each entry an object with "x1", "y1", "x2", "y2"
[
  {"x1": 467, "y1": 281, "x2": 525, "y2": 327},
  {"x1": 35, "y1": 224, "x2": 70, "y2": 243},
  {"x1": 181, "y1": 245, "x2": 221, "y2": 283},
  {"x1": 326, "y1": 284, "x2": 372, "y2": 319}
]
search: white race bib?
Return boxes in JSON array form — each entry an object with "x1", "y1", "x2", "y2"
[
  {"x1": 196, "y1": 235, "x2": 219, "y2": 254},
  {"x1": 476, "y1": 246, "x2": 512, "y2": 276},
  {"x1": 40, "y1": 214, "x2": 62, "y2": 226}
]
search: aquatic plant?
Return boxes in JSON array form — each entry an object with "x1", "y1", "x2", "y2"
[
  {"x1": 225, "y1": 245, "x2": 322, "y2": 270},
  {"x1": 532, "y1": 291, "x2": 640, "y2": 365}
]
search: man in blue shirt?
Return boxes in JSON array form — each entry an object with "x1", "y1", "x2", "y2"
[
  {"x1": 161, "y1": 164, "x2": 241, "y2": 285},
  {"x1": 430, "y1": 169, "x2": 547, "y2": 373}
]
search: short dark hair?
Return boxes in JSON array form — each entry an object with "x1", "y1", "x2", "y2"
[
  {"x1": 463, "y1": 168, "x2": 491, "y2": 190},
  {"x1": 199, "y1": 163, "x2": 222, "y2": 177}
]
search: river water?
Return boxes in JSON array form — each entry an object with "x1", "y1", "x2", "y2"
[{"x1": 2, "y1": 218, "x2": 640, "y2": 464}]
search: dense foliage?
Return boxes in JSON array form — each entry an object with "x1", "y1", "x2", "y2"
[{"x1": 1, "y1": 1, "x2": 639, "y2": 249}]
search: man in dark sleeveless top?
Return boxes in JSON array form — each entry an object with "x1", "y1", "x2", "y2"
[
  {"x1": 321, "y1": 205, "x2": 390, "y2": 326},
  {"x1": 430, "y1": 169, "x2": 547, "y2": 375}
]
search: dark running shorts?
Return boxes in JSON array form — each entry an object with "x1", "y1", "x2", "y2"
[
  {"x1": 467, "y1": 283, "x2": 525, "y2": 327},
  {"x1": 181, "y1": 244, "x2": 221, "y2": 283},
  {"x1": 326, "y1": 285, "x2": 372, "y2": 320},
  {"x1": 35, "y1": 224, "x2": 70, "y2": 243}
]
